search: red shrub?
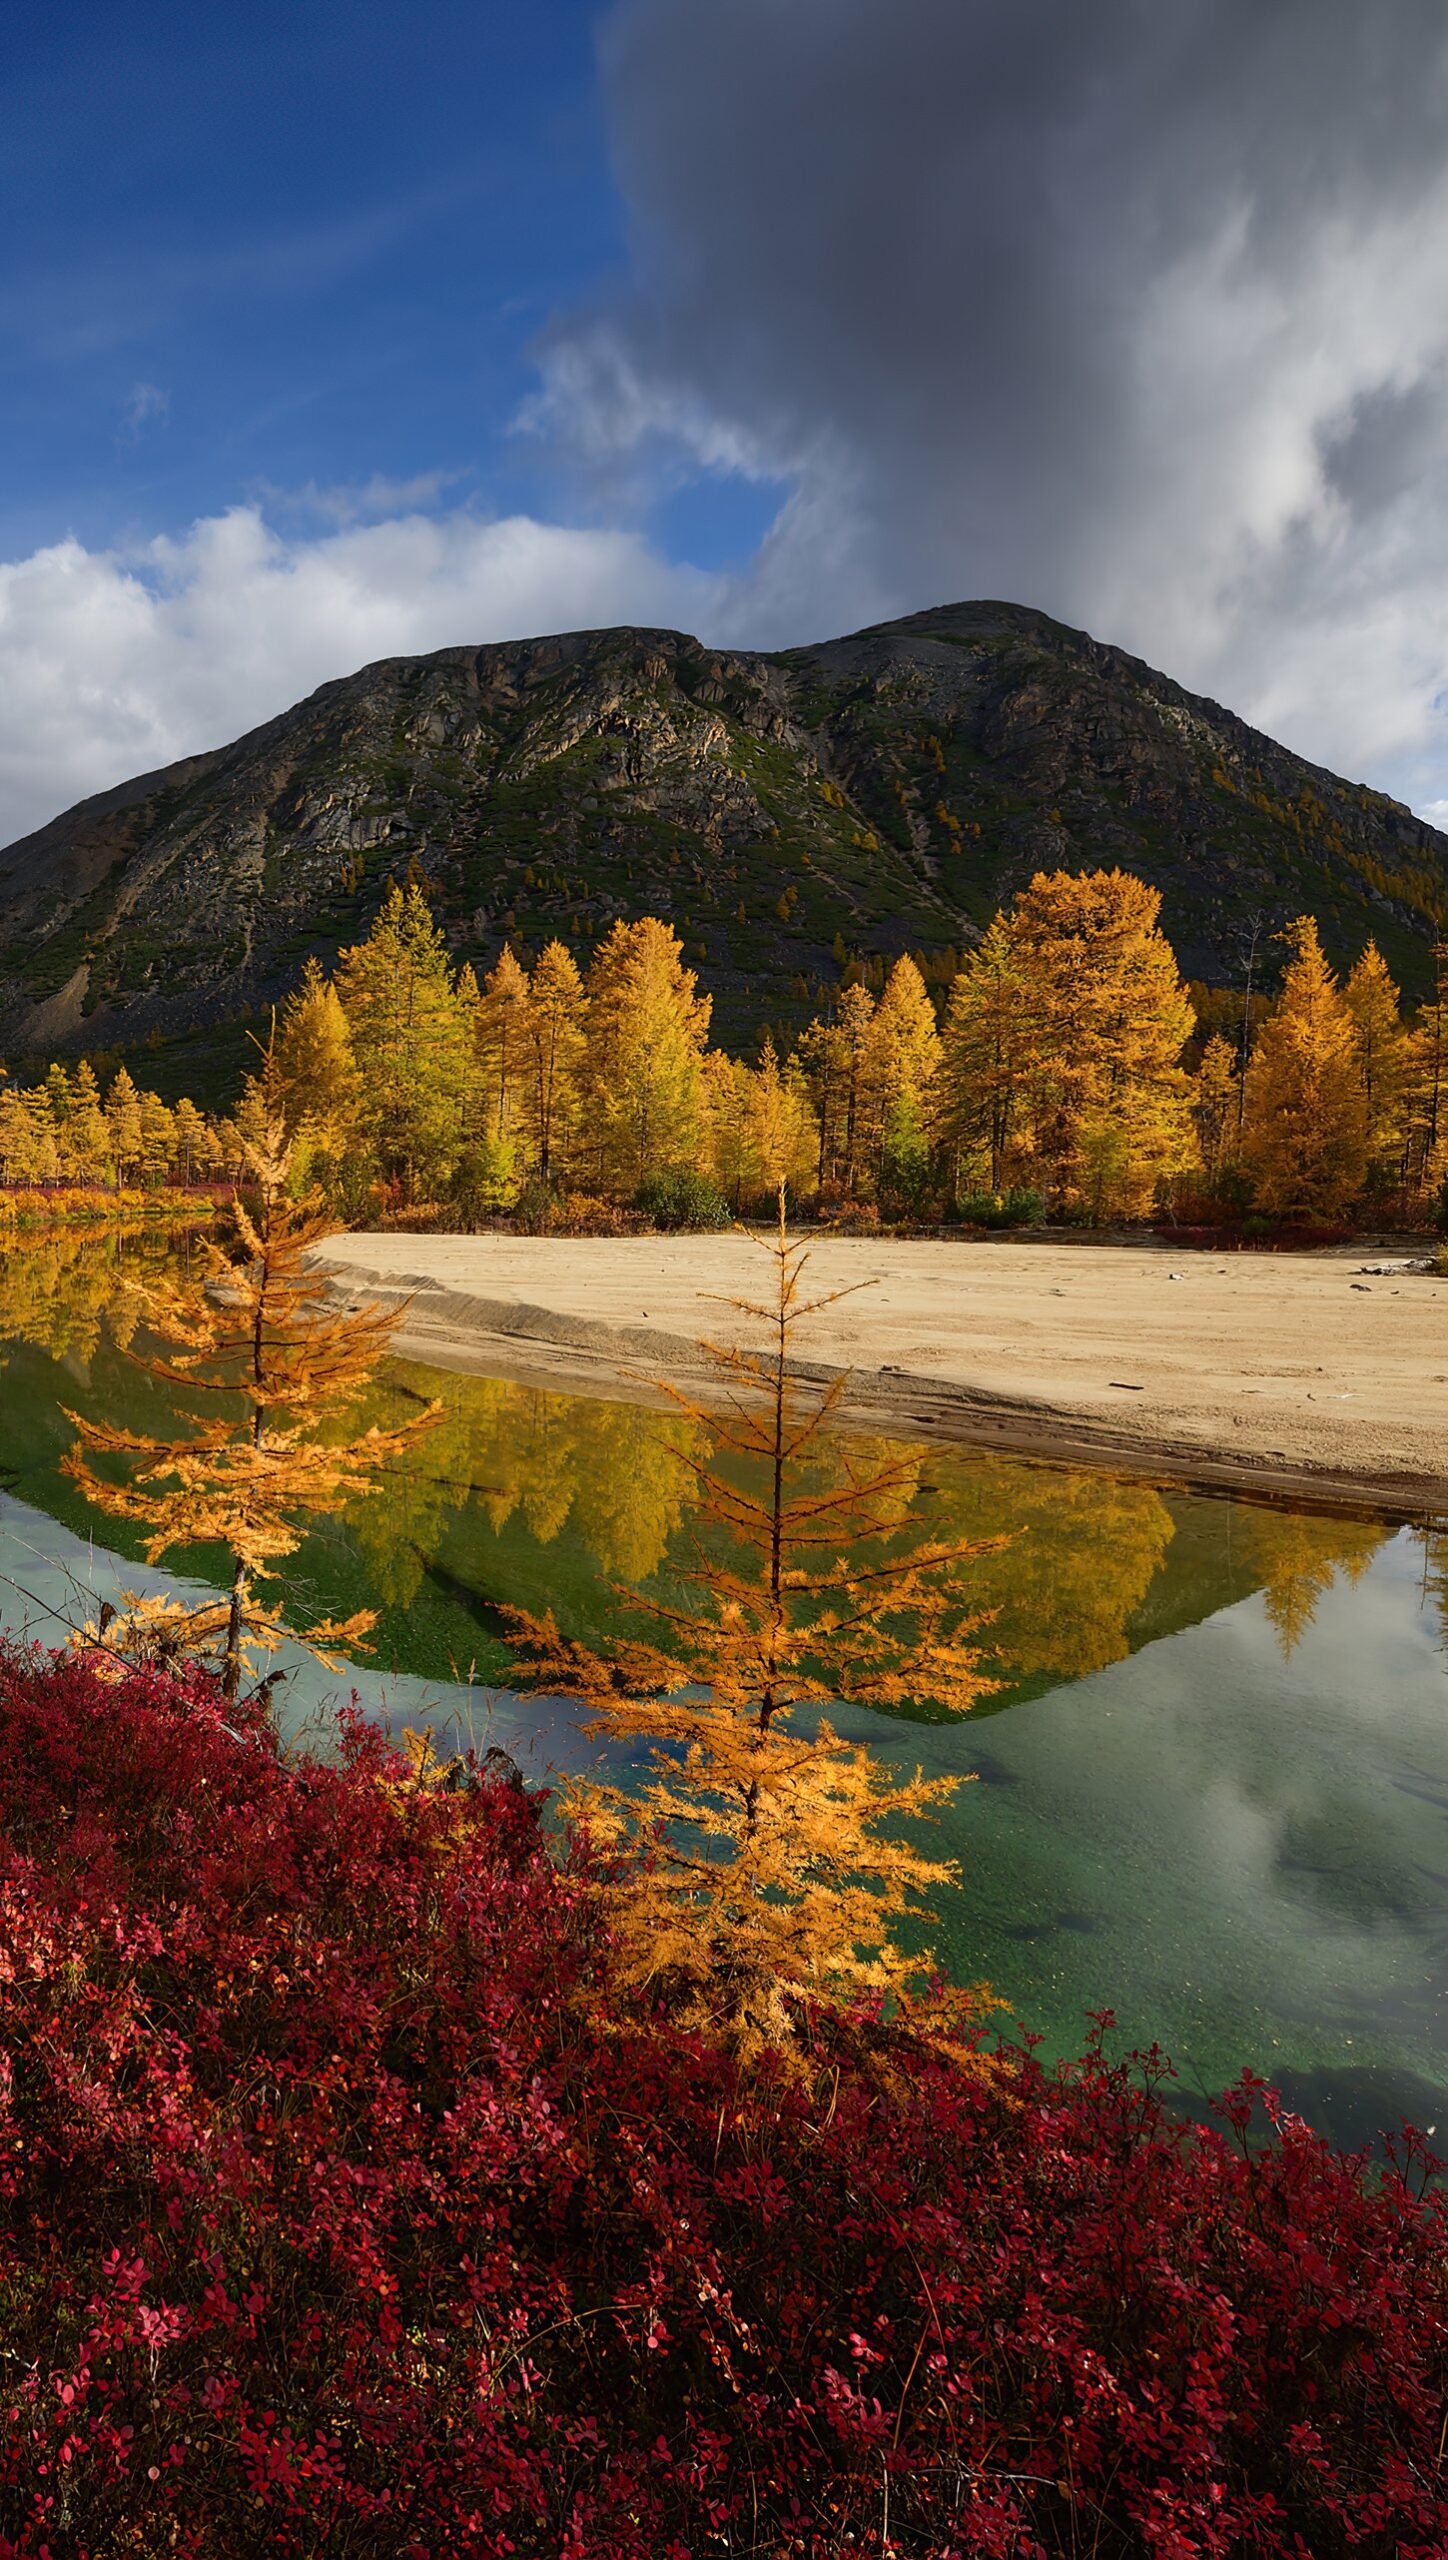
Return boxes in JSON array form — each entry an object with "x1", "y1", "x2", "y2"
[{"x1": 1, "y1": 1643, "x2": 1446, "y2": 2557}]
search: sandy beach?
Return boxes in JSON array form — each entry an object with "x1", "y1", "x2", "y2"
[{"x1": 318, "y1": 1230, "x2": 1448, "y2": 1517}]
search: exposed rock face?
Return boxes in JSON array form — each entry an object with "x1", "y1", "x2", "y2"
[{"x1": 2, "y1": 599, "x2": 1445, "y2": 1056}]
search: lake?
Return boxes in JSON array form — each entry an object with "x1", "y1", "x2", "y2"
[{"x1": 2, "y1": 1224, "x2": 1446, "y2": 2148}]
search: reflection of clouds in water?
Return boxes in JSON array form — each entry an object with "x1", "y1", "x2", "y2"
[
  {"x1": 1190, "y1": 1772, "x2": 1286, "y2": 1900},
  {"x1": 835, "y1": 1528, "x2": 1448, "y2": 2122}
]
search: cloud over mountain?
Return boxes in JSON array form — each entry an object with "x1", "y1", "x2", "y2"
[
  {"x1": 0, "y1": 506, "x2": 722, "y2": 845},
  {"x1": 7, "y1": 1, "x2": 1448, "y2": 845},
  {"x1": 534, "y1": 0, "x2": 1448, "y2": 804}
]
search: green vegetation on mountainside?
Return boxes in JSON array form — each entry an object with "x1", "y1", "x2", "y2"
[{"x1": 3, "y1": 599, "x2": 1446, "y2": 1064}]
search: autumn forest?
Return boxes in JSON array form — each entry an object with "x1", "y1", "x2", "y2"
[{"x1": 2, "y1": 865, "x2": 1443, "y2": 1236}]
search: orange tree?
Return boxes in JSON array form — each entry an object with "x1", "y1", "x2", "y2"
[
  {"x1": 508, "y1": 1193, "x2": 1000, "y2": 2059},
  {"x1": 64, "y1": 1128, "x2": 436, "y2": 1698}
]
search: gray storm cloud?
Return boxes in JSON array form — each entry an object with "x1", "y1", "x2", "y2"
[{"x1": 535, "y1": 0, "x2": 1448, "y2": 801}]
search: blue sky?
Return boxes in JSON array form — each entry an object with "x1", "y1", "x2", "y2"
[
  {"x1": 5, "y1": 0, "x2": 1448, "y2": 844},
  {"x1": 0, "y1": 1, "x2": 757, "y2": 564}
]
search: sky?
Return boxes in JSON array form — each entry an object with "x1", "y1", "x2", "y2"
[{"x1": 5, "y1": 0, "x2": 1448, "y2": 843}]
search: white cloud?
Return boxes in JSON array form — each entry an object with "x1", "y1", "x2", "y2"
[
  {"x1": 522, "y1": 0, "x2": 1448, "y2": 814},
  {"x1": 120, "y1": 380, "x2": 169, "y2": 440},
  {"x1": 254, "y1": 468, "x2": 473, "y2": 527},
  {"x1": 15, "y1": 0, "x2": 1448, "y2": 846},
  {"x1": 0, "y1": 504, "x2": 727, "y2": 846}
]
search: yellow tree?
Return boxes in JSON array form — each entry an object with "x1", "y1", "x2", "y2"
[
  {"x1": 581, "y1": 916, "x2": 712, "y2": 1192},
  {"x1": 266, "y1": 957, "x2": 361, "y2": 1157},
  {"x1": 1344, "y1": 940, "x2": 1411, "y2": 1182},
  {"x1": 507, "y1": 1198, "x2": 999, "y2": 2060},
  {"x1": 0, "y1": 1087, "x2": 38, "y2": 1185},
  {"x1": 791, "y1": 1010, "x2": 850, "y2": 1192},
  {"x1": 935, "y1": 917, "x2": 1038, "y2": 1196},
  {"x1": 831, "y1": 983, "x2": 879, "y2": 1194},
  {"x1": 171, "y1": 1096, "x2": 210, "y2": 1184},
  {"x1": 1404, "y1": 940, "x2": 1448, "y2": 1193},
  {"x1": 333, "y1": 880, "x2": 476, "y2": 1199},
  {"x1": 995, "y1": 870, "x2": 1195, "y2": 1218},
  {"x1": 744, "y1": 1037, "x2": 817, "y2": 1198},
  {"x1": 63, "y1": 1129, "x2": 437, "y2": 1698},
  {"x1": 859, "y1": 954, "x2": 943, "y2": 1197},
  {"x1": 43, "y1": 1062, "x2": 72, "y2": 1135},
  {"x1": 704, "y1": 1050, "x2": 752, "y2": 1209},
  {"x1": 1192, "y1": 1033, "x2": 1240, "y2": 1186},
  {"x1": 68, "y1": 1060, "x2": 113, "y2": 1183},
  {"x1": 1241, "y1": 919, "x2": 1368, "y2": 1217},
  {"x1": 473, "y1": 946, "x2": 533, "y2": 1154},
  {"x1": 1242, "y1": 1510, "x2": 1383, "y2": 1658},
  {"x1": 138, "y1": 1090, "x2": 177, "y2": 1188},
  {"x1": 525, "y1": 937, "x2": 586, "y2": 1185},
  {"x1": 106, "y1": 1068, "x2": 144, "y2": 1186}
]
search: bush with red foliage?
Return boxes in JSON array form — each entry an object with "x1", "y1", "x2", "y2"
[{"x1": 1, "y1": 1642, "x2": 1446, "y2": 2557}]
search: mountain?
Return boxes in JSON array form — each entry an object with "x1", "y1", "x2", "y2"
[{"x1": 3, "y1": 598, "x2": 1447, "y2": 1067}]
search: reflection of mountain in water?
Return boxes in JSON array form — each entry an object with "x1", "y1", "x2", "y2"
[{"x1": 0, "y1": 1233, "x2": 1397, "y2": 1700}]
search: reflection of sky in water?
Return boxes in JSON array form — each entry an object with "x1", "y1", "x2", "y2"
[
  {"x1": 0, "y1": 1492, "x2": 596, "y2": 1789},
  {"x1": 830, "y1": 1529, "x2": 1448, "y2": 2146},
  {"x1": 5, "y1": 1483, "x2": 1447, "y2": 2147}
]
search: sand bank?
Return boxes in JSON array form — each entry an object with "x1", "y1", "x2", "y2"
[{"x1": 318, "y1": 1230, "x2": 1448, "y2": 1518}]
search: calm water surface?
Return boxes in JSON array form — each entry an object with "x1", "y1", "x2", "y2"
[{"x1": 2, "y1": 1226, "x2": 1446, "y2": 2147}]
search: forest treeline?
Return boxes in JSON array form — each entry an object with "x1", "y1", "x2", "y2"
[{"x1": 4, "y1": 866, "x2": 1448, "y2": 1228}]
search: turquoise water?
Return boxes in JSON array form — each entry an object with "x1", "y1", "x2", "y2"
[{"x1": 2, "y1": 1228, "x2": 1446, "y2": 2146}]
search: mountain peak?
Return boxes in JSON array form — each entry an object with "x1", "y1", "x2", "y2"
[{"x1": 2, "y1": 606, "x2": 1444, "y2": 1065}]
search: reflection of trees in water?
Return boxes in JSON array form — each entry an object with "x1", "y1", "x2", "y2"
[
  {"x1": 0, "y1": 1228, "x2": 167, "y2": 1363},
  {"x1": 348, "y1": 1369, "x2": 708, "y2": 1610},
  {"x1": 1241, "y1": 1511, "x2": 1384, "y2": 1658},
  {"x1": 0, "y1": 1236, "x2": 1402, "y2": 1680},
  {"x1": 1415, "y1": 1529, "x2": 1448, "y2": 1661},
  {"x1": 353, "y1": 1381, "x2": 1180, "y2": 1693},
  {"x1": 848, "y1": 1445, "x2": 1178, "y2": 1688}
]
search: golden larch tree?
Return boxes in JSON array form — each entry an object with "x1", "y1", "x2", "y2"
[
  {"x1": 1241, "y1": 919, "x2": 1368, "y2": 1217},
  {"x1": 1192, "y1": 1032, "x2": 1240, "y2": 1185},
  {"x1": 266, "y1": 957, "x2": 361, "y2": 1159},
  {"x1": 67, "y1": 1060, "x2": 113, "y2": 1183},
  {"x1": 1344, "y1": 939, "x2": 1411, "y2": 1182},
  {"x1": 1404, "y1": 939, "x2": 1448, "y2": 1193},
  {"x1": 526, "y1": 937, "x2": 587, "y2": 1184},
  {"x1": 1242, "y1": 1509, "x2": 1384, "y2": 1658},
  {"x1": 996, "y1": 869, "x2": 1195, "y2": 1218},
  {"x1": 744, "y1": 1036, "x2": 817, "y2": 1198},
  {"x1": 859, "y1": 954, "x2": 944, "y2": 1196},
  {"x1": 791, "y1": 982, "x2": 881, "y2": 1196},
  {"x1": 106, "y1": 1068, "x2": 144, "y2": 1186},
  {"x1": 333, "y1": 879, "x2": 477, "y2": 1200},
  {"x1": 790, "y1": 1009, "x2": 849, "y2": 1193},
  {"x1": 63, "y1": 1129, "x2": 437, "y2": 1698},
  {"x1": 581, "y1": 916, "x2": 712, "y2": 1191},
  {"x1": 474, "y1": 945, "x2": 533, "y2": 1153},
  {"x1": 704, "y1": 1050, "x2": 752, "y2": 1209},
  {"x1": 935, "y1": 916, "x2": 1038, "y2": 1196},
  {"x1": 507, "y1": 1196, "x2": 1000, "y2": 2060}
]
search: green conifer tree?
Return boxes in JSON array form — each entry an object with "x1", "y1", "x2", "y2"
[{"x1": 333, "y1": 882, "x2": 476, "y2": 1200}]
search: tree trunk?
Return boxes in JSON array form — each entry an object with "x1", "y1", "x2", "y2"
[{"x1": 223, "y1": 1555, "x2": 248, "y2": 1702}]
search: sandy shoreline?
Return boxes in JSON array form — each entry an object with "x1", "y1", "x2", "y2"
[{"x1": 317, "y1": 1229, "x2": 1448, "y2": 1520}]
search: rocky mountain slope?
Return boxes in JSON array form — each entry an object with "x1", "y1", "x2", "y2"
[{"x1": 3, "y1": 598, "x2": 1446, "y2": 1063}]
